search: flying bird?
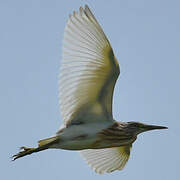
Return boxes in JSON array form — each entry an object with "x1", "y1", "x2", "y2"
[{"x1": 12, "y1": 5, "x2": 167, "y2": 174}]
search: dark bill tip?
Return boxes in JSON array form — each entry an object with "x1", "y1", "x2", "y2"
[{"x1": 145, "y1": 124, "x2": 168, "y2": 131}]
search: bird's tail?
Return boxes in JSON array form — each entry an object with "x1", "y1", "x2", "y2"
[{"x1": 12, "y1": 136, "x2": 59, "y2": 161}]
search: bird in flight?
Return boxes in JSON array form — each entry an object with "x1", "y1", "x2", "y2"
[{"x1": 12, "y1": 5, "x2": 167, "y2": 174}]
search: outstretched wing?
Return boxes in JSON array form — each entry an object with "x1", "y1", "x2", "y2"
[
  {"x1": 80, "y1": 145, "x2": 132, "y2": 174},
  {"x1": 59, "y1": 5, "x2": 120, "y2": 125}
]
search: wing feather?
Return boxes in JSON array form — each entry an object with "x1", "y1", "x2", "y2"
[
  {"x1": 59, "y1": 5, "x2": 120, "y2": 125},
  {"x1": 80, "y1": 145, "x2": 132, "y2": 174}
]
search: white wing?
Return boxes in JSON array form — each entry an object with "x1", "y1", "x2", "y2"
[
  {"x1": 80, "y1": 145, "x2": 132, "y2": 174},
  {"x1": 59, "y1": 5, "x2": 120, "y2": 125}
]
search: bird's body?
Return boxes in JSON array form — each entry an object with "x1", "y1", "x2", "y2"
[
  {"x1": 13, "y1": 5, "x2": 167, "y2": 174},
  {"x1": 50, "y1": 121, "x2": 135, "y2": 150},
  {"x1": 55, "y1": 122, "x2": 113, "y2": 150}
]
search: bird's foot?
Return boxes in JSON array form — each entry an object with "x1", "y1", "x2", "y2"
[{"x1": 12, "y1": 146, "x2": 36, "y2": 161}]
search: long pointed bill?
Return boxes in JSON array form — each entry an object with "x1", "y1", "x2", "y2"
[{"x1": 143, "y1": 124, "x2": 168, "y2": 132}]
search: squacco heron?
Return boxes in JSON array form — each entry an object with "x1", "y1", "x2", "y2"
[{"x1": 12, "y1": 5, "x2": 167, "y2": 174}]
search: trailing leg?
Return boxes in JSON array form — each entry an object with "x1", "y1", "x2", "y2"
[{"x1": 12, "y1": 136, "x2": 59, "y2": 161}]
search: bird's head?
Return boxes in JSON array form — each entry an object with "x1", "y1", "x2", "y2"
[{"x1": 126, "y1": 121, "x2": 168, "y2": 136}]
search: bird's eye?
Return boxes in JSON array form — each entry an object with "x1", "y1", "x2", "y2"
[{"x1": 133, "y1": 124, "x2": 138, "y2": 127}]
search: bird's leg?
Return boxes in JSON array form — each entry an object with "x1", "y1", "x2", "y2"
[{"x1": 12, "y1": 136, "x2": 60, "y2": 161}]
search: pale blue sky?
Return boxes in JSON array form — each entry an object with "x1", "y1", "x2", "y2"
[{"x1": 1, "y1": 0, "x2": 180, "y2": 179}]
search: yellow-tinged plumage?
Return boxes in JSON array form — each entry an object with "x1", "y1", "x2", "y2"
[
  {"x1": 81, "y1": 145, "x2": 131, "y2": 174},
  {"x1": 59, "y1": 6, "x2": 119, "y2": 124}
]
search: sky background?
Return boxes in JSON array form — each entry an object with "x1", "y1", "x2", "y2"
[{"x1": 1, "y1": 0, "x2": 180, "y2": 179}]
